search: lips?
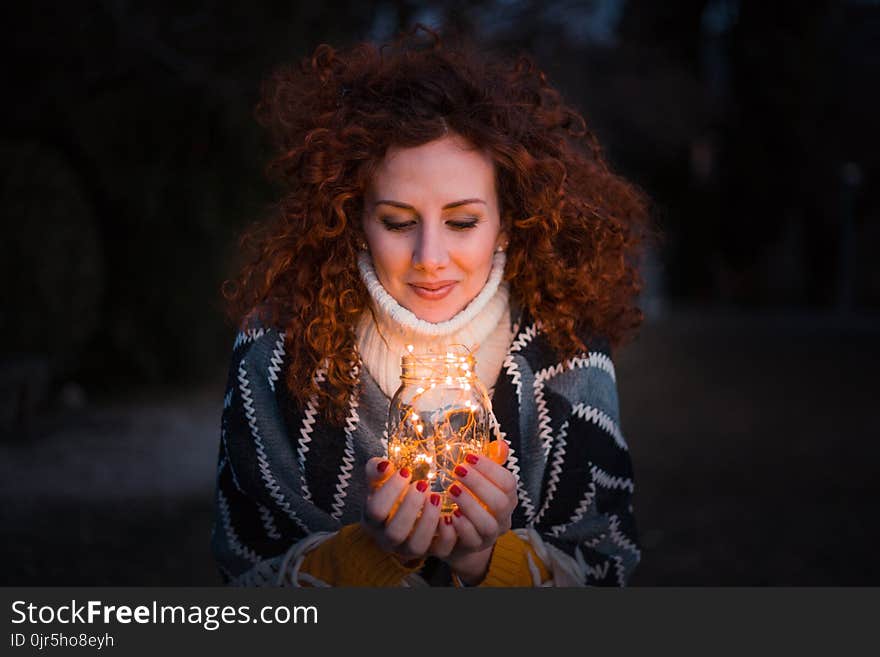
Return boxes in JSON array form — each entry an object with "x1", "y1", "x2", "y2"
[
  {"x1": 410, "y1": 280, "x2": 458, "y2": 291},
  {"x1": 409, "y1": 281, "x2": 458, "y2": 300}
]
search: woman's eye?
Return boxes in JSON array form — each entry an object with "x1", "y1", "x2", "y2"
[
  {"x1": 380, "y1": 218, "x2": 415, "y2": 231},
  {"x1": 379, "y1": 216, "x2": 479, "y2": 231}
]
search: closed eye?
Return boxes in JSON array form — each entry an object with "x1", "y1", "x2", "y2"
[
  {"x1": 448, "y1": 218, "x2": 479, "y2": 230},
  {"x1": 380, "y1": 217, "x2": 479, "y2": 231},
  {"x1": 380, "y1": 218, "x2": 416, "y2": 231}
]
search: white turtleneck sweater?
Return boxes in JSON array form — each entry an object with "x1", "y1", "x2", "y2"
[{"x1": 355, "y1": 251, "x2": 514, "y2": 399}]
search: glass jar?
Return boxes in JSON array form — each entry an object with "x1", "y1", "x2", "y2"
[{"x1": 386, "y1": 346, "x2": 492, "y2": 512}]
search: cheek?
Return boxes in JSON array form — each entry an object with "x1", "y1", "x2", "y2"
[
  {"x1": 454, "y1": 240, "x2": 497, "y2": 275},
  {"x1": 368, "y1": 238, "x2": 410, "y2": 282}
]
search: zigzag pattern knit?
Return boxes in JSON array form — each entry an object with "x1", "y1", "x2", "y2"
[{"x1": 211, "y1": 311, "x2": 641, "y2": 586}]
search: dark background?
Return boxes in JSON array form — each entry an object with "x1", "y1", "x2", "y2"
[{"x1": 1, "y1": 0, "x2": 878, "y2": 585}]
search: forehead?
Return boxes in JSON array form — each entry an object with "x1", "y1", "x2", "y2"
[{"x1": 370, "y1": 135, "x2": 496, "y2": 202}]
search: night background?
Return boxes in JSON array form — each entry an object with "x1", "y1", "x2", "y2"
[{"x1": 1, "y1": 0, "x2": 878, "y2": 585}]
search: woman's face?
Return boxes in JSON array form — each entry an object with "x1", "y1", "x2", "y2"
[{"x1": 362, "y1": 133, "x2": 506, "y2": 323}]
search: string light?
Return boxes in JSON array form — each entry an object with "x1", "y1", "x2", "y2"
[{"x1": 386, "y1": 347, "x2": 491, "y2": 512}]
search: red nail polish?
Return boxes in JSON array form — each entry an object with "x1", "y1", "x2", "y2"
[
  {"x1": 399, "y1": 467, "x2": 410, "y2": 478},
  {"x1": 430, "y1": 493, "x2": 440, "y2": 507},
  {"x1": 453, "y1": 508, "x2": 462, "y2": 518},
  {"x1": 465, "y1": 453, "x2": 479, "y2": 465},
  {"x1": 377, "y1": 460, "x2": 390, "y2": 473},
  {"x1": 450, "y1": 484, "x2": 462, "y2": 497},
  {"x1": 444, "y1": 515, "x2": 453, "y2": 525},
  {"x1": 454, "y1": 465, "x2": 468, "y2": 477},
  {"x1": 416, "y1": 480, "x2": 428, "y2": 493}
]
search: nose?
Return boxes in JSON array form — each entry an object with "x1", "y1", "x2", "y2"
[{"x1": 412, "y1": 222, "x2": 449, "y2": 271}]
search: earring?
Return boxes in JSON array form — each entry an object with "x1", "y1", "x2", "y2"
[
  {"x1": 496, "y1": 242, "x2": 508, "y2": 253},
  {"x1": 358, "y1": 240, "x2": 369, "y2": 251}
]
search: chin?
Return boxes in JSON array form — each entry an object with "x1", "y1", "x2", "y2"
[
  {"x1": 407, "y1": 297, "x2": 462, "y2": 323},
  {"x1": 412, "y1": 306, "x2": 456, "y2": 323}
]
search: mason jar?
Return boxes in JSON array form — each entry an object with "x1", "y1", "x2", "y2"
[{"x1": 386, "y1": 346, "x2": 492, "y2": 512}]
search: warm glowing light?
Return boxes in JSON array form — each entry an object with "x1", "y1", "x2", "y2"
[{"x1": 388, "y1": 349, "x2": 490, "y2": 513}]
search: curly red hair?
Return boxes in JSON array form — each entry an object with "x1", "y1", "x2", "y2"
[{"x1": 224, "y1": 27, "x2": 652, "y2": 424}]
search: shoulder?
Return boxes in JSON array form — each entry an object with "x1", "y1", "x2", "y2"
[
  {"x1": 232, "y1": 305, "x2": 286, "y2": 355},
  {"x1": 501, "y1": 309, "x2": 620, "y2": 420},
  {"x1": 226, "y1": 308, "x2": 290, "y2": 400},
  {"x1": 508, "y1": 308, "x2": 613, "y2": 370}
]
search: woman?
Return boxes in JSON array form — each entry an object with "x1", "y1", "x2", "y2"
[{"x1": 212, "y1": 27, "x2": 650, "y2": 587}]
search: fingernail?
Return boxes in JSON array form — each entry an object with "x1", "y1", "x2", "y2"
[
  {"x1": 416, "y1": 480, "x2": 428, "y2": 493},
  {"x1": 444, "y1": 515, "x2": 453, "y2": 525},
  {"x1": 430, "y1": 493, "x2": 440, "y2": 506},
  {"x1": 377, "y1": 460, "x2": 390, "y2": 473},
  {"x1": 453, "y1": 508, "x2": 462, "y2": 518},
  {"x1": 399, "y1": 467, "x2": 410, "y2": 478},
  {"x1": 465, "y1": 453, "x2": 479, "y2": 465},
  {"x1": 449, "y1": 484, "x2": 462, "y2": 497},
  {"x1": 454, "y1": 465, "x2": 468, "y2": 477}
]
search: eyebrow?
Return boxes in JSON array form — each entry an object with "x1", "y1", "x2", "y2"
[{"x1": 373, "y1": 198, "x2": 486, "y2": 211}]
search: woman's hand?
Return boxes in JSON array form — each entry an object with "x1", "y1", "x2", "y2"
[
  {"x1": 361, "y1": 458, "x2": 452, "y2": 564},
  {"x1": 445, "y1": 440, "x2": 518, "y2": 584}
]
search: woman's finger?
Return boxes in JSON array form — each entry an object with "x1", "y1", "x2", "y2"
[
  {"x1": 403, "y1": 491, "x2": 442, "y2": 556},
  {"x1": 363, "y1": 466, "x2": 410, "y2": 526},
  {"x1": 451, "y1": 460, "x2": 511, "y2": 516},
  {"x1": 461, "y1": 452, "x2": 517, "y2": 499},
  {"x1": 449, "y1": 507, "x2": 484, "y2": 550},
  {"x1": 429, "y1": 514, "x2": 457, "y2": 559},
  {"x1": 449, "y1": 480, "x2": 500, "y2": 541},
  {"x1": 383, "y1": 480, "x2": 428, "y2": 547},
  {"x1": 365, "y1": 457, "x2": 393, "y2": 489}
]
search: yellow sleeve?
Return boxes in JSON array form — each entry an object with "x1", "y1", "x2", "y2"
[
  {"x1": 459, "y1": 531, "x2": 550, "y2": 587},
  {"x1": 296, "y1": 524, "x2": 425, "y2": 587}
]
